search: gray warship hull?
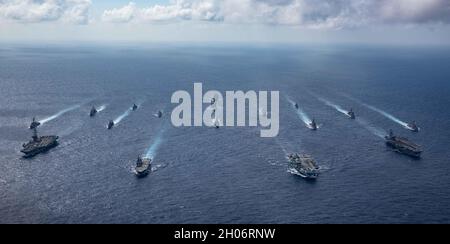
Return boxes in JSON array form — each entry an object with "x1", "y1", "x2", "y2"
[
  {"x1": 287, "y1": 154, "x2": 320, "y2": 179},
  {"x1": 90, "y1": 109, "x2": 97, "y2": 117},
  {"x1": 406, "y1": 125, "x2": 419, "y2": 132},
  {"x1": 385, "y1": 136, "x2": 422, "y2": 158},
  {"x1": 347, "y1": 112, "x2": 355, "y2": 119},
  {"x1": 21, "y1": 136, "x2": 59, "y2": 158},
  {"x1": 135, "y1": 158, "x2": 151, "y2": 177},
  {"x1": 107, "y1": 121, "x2": 114, "y2": 129}
]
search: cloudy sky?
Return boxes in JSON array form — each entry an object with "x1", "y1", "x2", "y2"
[{"x1": 1, "y1": 0, "x2": 450, "y2": 44}]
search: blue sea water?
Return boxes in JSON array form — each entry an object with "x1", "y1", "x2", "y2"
[{"x1": 0, "y1": 43, "x2": 450, "y2": 223}]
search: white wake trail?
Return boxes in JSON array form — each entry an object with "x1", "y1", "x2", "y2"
[
  {"x1": 113, "y1": 109, "x2": 131, "y2": 124},
  {"x1": 356, "y1": 117, "x2": 386, "y2": 139},
  {"x1": 145, "y1": 123, "x2": 169, "y2": 159},
  {"x1": 275, "y1": 138, "x2": 290, "y2": 155},
  {"x1": 97, "y1": 105, "x2": 107, "y2": 112},
  {"x1": 364, "y1": 104, "x2": 409, "y2": 128},
  {"x1": 343, "y1": 93, "x2": 409, "y2": 128},
  {"x1": 285, "y1": 96, "x2": 312, "y2": 127},
  {"x1": 315, "y1": 96, "x2": 348, "y2": 115},
  {"x1": 39, "y1": 104, "x2": 81, "y2": 125}
]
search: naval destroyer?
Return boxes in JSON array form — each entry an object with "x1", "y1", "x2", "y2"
[
  {"x1": 90, "y1": 106, "x2": 98, "y2": 117},
  {"x1": 309, "y1": 119, "x2": 318, "y2": 130},
  {"x1": 347, "y1": 108, "x2": 356, "y2": 119},
  {"x1": 406, "y1": 121, "x2": 419, "y2": 132},
  {"x1": 135, "y1": 156, "x2": 151, "y2": 177}
]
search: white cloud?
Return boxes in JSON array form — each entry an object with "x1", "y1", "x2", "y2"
[
  {"x1": 0, "y1": 0, "x2": 91, "y2": 24},
  {"x1": 101, "y1": 0, "x2": 450, "y2": 28},
  {"x1": 102, "y1": 2, "x2": 136, "y2": 23},
  {"x1": 2, "y1": 0, "x2": 449, "y2": 28},
  {"x1": 218, "y1": 0, "x2": 304, "y2": 25},
  {"x1": 102, "y1": 0, "x2": 221, "y2": 23}
]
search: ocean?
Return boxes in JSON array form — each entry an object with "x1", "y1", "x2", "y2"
[{"x1": 1, "y1": 43, "x2": 449, "y2": 223}]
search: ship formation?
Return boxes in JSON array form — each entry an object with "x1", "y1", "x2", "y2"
[{"x1": 19, "y1": 95, "x2": 424, "y2": 180}]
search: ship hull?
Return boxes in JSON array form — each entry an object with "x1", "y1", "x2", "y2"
[
  {"x1": 107, "y1": 123, "x2": 114, "y2": 129},
  {"x1": 21, "y1": 140, "x2": 59, "y2": 158},
  {"x1": 287, "y1": 154, "x2": 320, "y2": 180},
  {"x1": 135, "y1": 159, "x2": 151, "y2": 178},
  {"x1": 406, "y1": 127, "x2": 419, "y2": 133},
  {"x1": 289, "y1": 166, "x2": 319, "y2": 179},
  {"x1": 135, "y1": 170, "x2": 149, "y2": 178},
  {"x1": 298, "y1": 171, "x2": 319, "y2": 180},
  {"x1": 386, "y1": 141, "x2": 422, "y2": 158}
]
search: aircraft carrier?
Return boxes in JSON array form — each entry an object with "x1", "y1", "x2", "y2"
[
  {"x1": 21, "y1": 118, "x2": 59, "y2": 158},
  {"x1": 385, "y1": 130, "x2": 422, "y2": 158}
]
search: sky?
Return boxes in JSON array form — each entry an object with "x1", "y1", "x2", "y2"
[{"x1": 1, "y1": 0, "x2": 450, "y2": 45}]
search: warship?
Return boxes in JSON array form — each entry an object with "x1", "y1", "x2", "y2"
[
  {"x1": 294, "y1": 103, "x2": 299, "y2": 109},
  {"x1": 89, "y1": 106, "x2": 98, "y2": 117},
  {"x1": 29, "y1": 117, "x2": 40, "y2": 129},
  {"x1": 107, "y1": 120, "x2": 115, "y2": 130},
  {"x1": 135, "y1": 156, "x2": 151, "y2": 177},
  {"x1": 406, "y1": 121, "x2": 419, "y2": 132},
  {"x1": 21, "y1": 118, "x2": 59, "y2": 158},
  {"x1": 347, "y1": 108, "x2": 356, "y2": 119},
  {"x1": 309, "y1": 119, "x2": 318, "y2": 130},
  {"x1": 132, "y1": 104, "x2": 138, "y2": 111},
  {"x1": 385, "y1": 130, "x2": 422, "y2": 158},
  {"x1": 156, "y1": 110, "x2": 163, "y2": 118},
  {"x1": 287, "y1": 153, "x2": 320, "y2": 179}
]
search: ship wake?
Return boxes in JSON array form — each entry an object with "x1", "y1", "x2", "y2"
[
  {"x1": 285, "y1": 96, "x2": 313, "y2": 128},
  {"x1": 276, "y1": 137, "x2": 292, "y2": 155},
  {"x1": 113, "y1": 109, "x2": 131, "y2": 125},
  {"x1": 97, "y1": 105, "x2": 107, "y2": 112},
  {"x1": 365, "y1": 104, "x2": 408, "y2": 127},
  {"x1": 39, "y1": 104, "x2": 81, "y2": 125},
  {"x1": 313, "y1": 94, "x2": 349, "y2": 116},
  {"x1": 144, "y1": 124, "x2": 168, "y2": 159},
  {"x1": 343, "y1": 93, "x2": 409, "y2": 128},
  {"x1": 272, "y1": 137, "x2": 296, "y2": 167},
  {"x1": 356, "y1": 117, "x2": 386, "y2": 139},
  {"x1": 151, "y1": 164, "x2": 168, "y2": 173}
]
